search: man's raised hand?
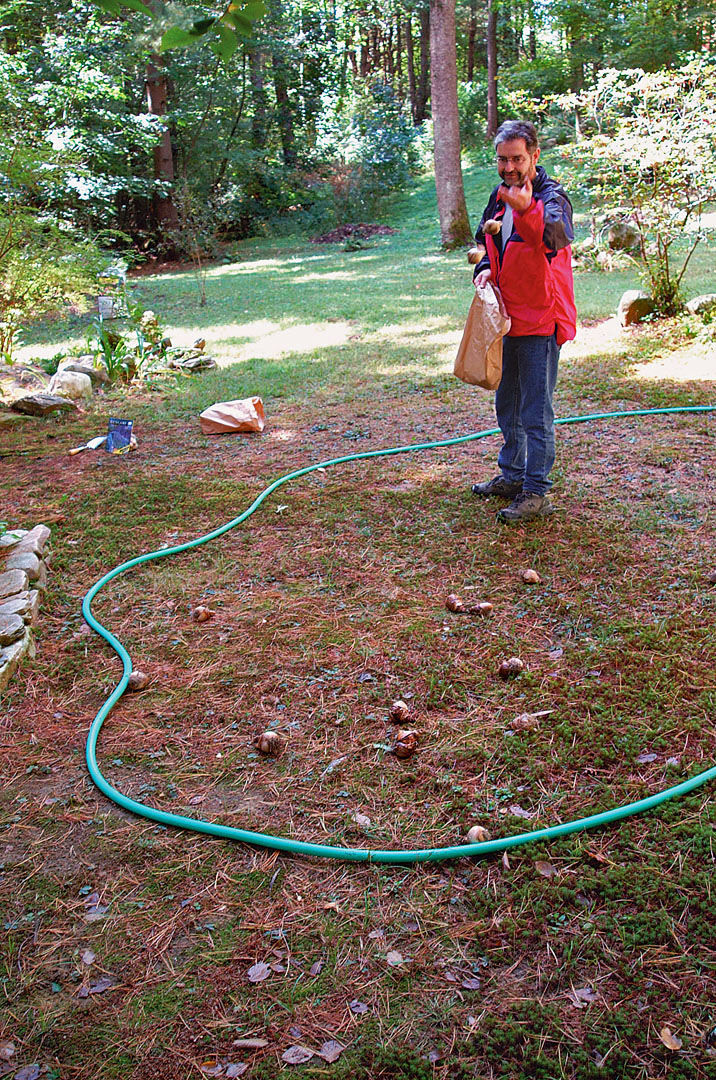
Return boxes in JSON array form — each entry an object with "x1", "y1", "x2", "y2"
[{"x1": 498, "y1": 177, "x2": 533, "y2": 213}]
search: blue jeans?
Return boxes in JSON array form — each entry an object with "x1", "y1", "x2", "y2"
[{"x1": 495, "y1": 333, "x2": 560, "y2": 496}]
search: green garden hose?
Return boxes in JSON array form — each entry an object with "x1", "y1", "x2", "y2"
[{"x1": 83, "y1": 405, "x2": 716, "y2": 863}]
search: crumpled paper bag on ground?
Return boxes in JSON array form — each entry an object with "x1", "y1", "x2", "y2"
[
  {"x1": 199, "y1": 396, "x2": 266, "y2": 435},
  {"x1": 454, "y1": 282, "x2": 511, "y2": 390}
]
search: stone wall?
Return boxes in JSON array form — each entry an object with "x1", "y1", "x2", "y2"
[{"x1": 0, "y1": 525, "x2": 51, "y2": 692}]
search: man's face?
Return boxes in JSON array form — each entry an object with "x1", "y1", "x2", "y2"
[{"x1": 496, "y1": 138, "x2": 540, "y2": 187}]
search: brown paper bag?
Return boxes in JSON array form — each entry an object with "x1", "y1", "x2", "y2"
[
  {"x1": 454, "y1": 283, "x2": 511, "y2": 390},
  {"x1": 199, "y1": 396, "x2": 266, "y2": 435}
]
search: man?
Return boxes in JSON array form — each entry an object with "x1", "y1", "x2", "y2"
[{"x1": 471, "y1": 120, "x2": 577, "y2": 523}]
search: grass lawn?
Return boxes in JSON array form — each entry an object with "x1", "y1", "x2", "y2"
[{"x1": 2, "y1": 165, "x2": 715, "y2": 1080}]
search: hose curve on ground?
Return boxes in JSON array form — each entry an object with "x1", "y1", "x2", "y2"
[{"x1": 83, "y1": 405, "x2": 716, "y2": 863}]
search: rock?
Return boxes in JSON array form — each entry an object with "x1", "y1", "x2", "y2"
[
  {"x1": 49, "y1": 370, "x2": 93, "y2": 401},
  {"x1": 0, "y1": 569, "x2": 29, "y2": 598},
  {"x1": 0, "y1": 521, "x2": 50, "y2": 691},
  {"x1": 0, "y1": 612, "x2": 25, "y2": 646},
  {"x1": 5, "y1": 550, "x2": 41, "y2": 581},
  {"x1": 0, "y1": 629, "x2": 34, "y2": 692},
  {"x1": 58, "y1": 358, "x2": 110, "y2": 386},
  {"x1": 26, "y1": 590, "x2": 40, "y2": 624},
  {"x1": 0, "y1": 411, "x2": 25, "y2": 429},
  {"x1": 0, "y1": 530, "x2": 26, "y2": 550},
  {"x1": 33, "y1": 561, "x2": 48, "y2": 593},
  {"x1": 14, "y1": 524, "x2": 51, "y2": 557},
  {"x1": 168, "y1": 352, "x2": 217, "y2": 372},
  {"x1": 11, "y1": 394, "x2": 76, "y2": 417},
  {"x1": 607, "y1": 220, "x2": 640, "y2": 252},
  {"x1": 618, "y1": 290, "x2": 655, "y2": 327},
  {"x1": 685, "y1": 293, "x2": 716, "y2": 317},
  {"x1": 0, "y1": 595, "x2": 33, "y2": 622},
  {"x1": 0, "y1": 363, "x2": 47, "y2": 404}
]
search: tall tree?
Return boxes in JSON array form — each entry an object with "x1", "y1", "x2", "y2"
[
  {"x1": 417, "y1": 5, "x2": 431, "y2": 121},
  {"x1": 405, "y1": 6, "x2": 431, "y2": 123},
  {"x1": 145, "y1": 55, "x2": 179, "y2": 233},
  {"x1": 429, "y1": 0, "x2": 472, "y2": 246},
  {"x1": 486, "y1": 0, "x2": 498, "y2": 136},
  {"x1": 466, "y1": 0, "x2": 479, "y2": 79}
]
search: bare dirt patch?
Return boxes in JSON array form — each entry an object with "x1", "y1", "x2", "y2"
[{"x1": 310, "y1": 223, "x2": 398, "y2": 244}]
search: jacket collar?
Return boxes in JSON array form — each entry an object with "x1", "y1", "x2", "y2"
[{"x1": 532, "y1": 165, "x2": 549, "y2": 192}]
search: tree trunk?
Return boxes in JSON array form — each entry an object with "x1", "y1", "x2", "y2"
[
  {"x1": 360, "y1": 31, "x2": 370, "y2": 76},
  {"x1": 486, "y1": 0, "x2": 498, "y2": 137},
  {"x1": 145, "y1": 55, "x2": 179, "y2": 234},
  {"x1": 269, "y1": 0, "x2": 296, "y2": 166},
  {"x1": 396, "y1": 16, "x2": 404, "y2": 98},
  {"x1": 248, "y1": 48, "x2": 268, "y2": 150},
  {"x1": 429, "y1": 0, "x2": 472, "y2": 247},
  {"x1": 273, "y1": 62, "x2": 296, "y2": 166},
  {"x1": 405, "y1": 16, "x2": 418, "y2": 122},
  {"x1": 527, "y1": 0, "x2": 537, "y2": 64},
  {"x1": 467, "y1": 0, "x2": 478, "y2": 80},
  {"x1": 213, "y1": 55, "x2": 247, "y2": 193},
  {"x1": 416, "y1": 5, "x2": 431, "y2": 122}
]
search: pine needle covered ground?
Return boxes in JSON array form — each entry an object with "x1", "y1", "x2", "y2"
[{"x1": 2, "y1": 165, "x2": 715, "y2": 1080}]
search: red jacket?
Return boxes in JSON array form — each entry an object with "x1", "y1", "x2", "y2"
[{"x1": 475, "y1": 167, "x2": 577, "y2": 346}]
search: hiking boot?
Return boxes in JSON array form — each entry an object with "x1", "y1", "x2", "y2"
[
  {"x1": 496, "y1": 492, "x2": 554, "y2": 523},
  {"x1": 471, "y1": 475, "x2": 523, "y2": 498}
]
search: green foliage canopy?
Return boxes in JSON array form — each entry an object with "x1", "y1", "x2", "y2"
[{"x1": 561, "y1": 56, "x2": 716, "y2": 314}]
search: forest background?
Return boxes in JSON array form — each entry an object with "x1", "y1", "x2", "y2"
[{"x1": 2, "y1": 0, "x2": 715, "y2": 355}]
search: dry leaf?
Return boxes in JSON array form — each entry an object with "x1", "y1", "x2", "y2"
[
  {"x1": 386, "y1": 950, "x2": 404, "y2": 967},
  {"x1": 282, "y1": 1046, "x2": 314, "y2": 1065},
  {"x1": 80, "y1": 948, "x2": 96, "y2": 965},
  {"x1": 509, "y1": 804, "x2": 534, "y2": 819},
  {"x1": 659, "y1": 1026, "x2": 683, "y2": 1051},
  {"x1": 309, "y1": 961, "x2": 323, "y2": 976},
  {"x1": 232, "y1": 1039, "x2": 268, "y2": 1050},
  {"x1": 14, "y1": 1068, "x2": 41, "y2": 1080},
  {"x1": 535, "y1": 860, "x2": 558, "y2": 879},
  {"x1": 247, "y1": 961, "x2": 271, "y2": 984},
  {"x1": 461, "y1": 976, "x2": 481, "y2": 990},
  {"x1": 636, "y1": 752, "x2": 658, "y2": 764},
  {"x1": 200, "y1": 1065, "x2": 224, "y2": 1078},
  {"x1": 225, "y1": 1065, "x2": 249, "y2": 1077},
  {"x1": 77, "y1": 975, "x2": 116, "y2": 998},
  {"x1": 349, "y1": 1000, "x2": 369, "y2": 1014},
  {"x1": 318, "y1": 1041, "x2": 345, "y2": 1063},
  {"x1": 351, "y1": 811, "x2": 372, "y2": 828},
  {"x1": 511, "y1": 709, "x2": 552, "y2": 731},
  {"x1": 572, "y1": 986, "x2": 598, "y2": 1004},
  {"x1": 0, "y1": 1043, "x2": 15, "y2": 1061}
]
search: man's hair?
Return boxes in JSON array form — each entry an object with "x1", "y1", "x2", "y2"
[{"x1": 494, "y1": 120, "x2": 539, "y2": 152}]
